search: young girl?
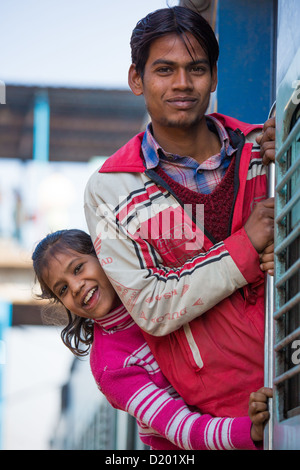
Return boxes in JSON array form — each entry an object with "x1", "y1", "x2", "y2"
[{"x1": 32, "y1": 229, "x2": 272, "y2": 450}]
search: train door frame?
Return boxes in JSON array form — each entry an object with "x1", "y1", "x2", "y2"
[{"x1": 271, "y1": 41, "x2": 300, "y2": 449}]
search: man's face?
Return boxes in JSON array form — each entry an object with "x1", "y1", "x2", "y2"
[{"x1": 129, "y1": 32, "x2": 217, "y2": 134}]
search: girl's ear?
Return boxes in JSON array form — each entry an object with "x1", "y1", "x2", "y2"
[{"x1": 128, "y1": 64, "x2": 144, "y2": 96}]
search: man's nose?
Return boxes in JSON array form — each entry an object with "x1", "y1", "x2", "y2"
[{"x1": 172, "y1": 68, "x2": 193, "y2": 89}]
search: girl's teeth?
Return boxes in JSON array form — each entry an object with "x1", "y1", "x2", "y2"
[{"x1": 84, "y1": 288, "x2": 96, "y2": 305}]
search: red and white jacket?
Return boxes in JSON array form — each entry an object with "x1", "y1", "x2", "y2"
[{"x1": 84, "y1": 113, "x2": 267, "y2": 418}]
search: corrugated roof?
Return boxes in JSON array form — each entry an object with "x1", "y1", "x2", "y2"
[{"x1": 0, "y1": 84, "x2": 147, "y2": 161}]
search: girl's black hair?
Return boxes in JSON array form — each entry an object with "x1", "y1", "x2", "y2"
[
  {"x1": 130, "y1": 5, "x2": 219, "y2": 78},
  {"x1": 32, "y1": 229, "x2": 95, "y2": 357}
]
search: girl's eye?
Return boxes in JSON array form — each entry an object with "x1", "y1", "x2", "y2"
[
  {"x1": 59, "y1": 285, "x2": 67, "y2": 296},
  {"x1": 74, "y1": 263, "x2": 83, "y2": 274}
]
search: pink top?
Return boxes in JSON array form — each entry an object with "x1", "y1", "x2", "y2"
[{"x1": 90, "y1": 304, "x2": 260, "y2": 450}]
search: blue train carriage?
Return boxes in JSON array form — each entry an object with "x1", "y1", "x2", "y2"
[{"x1": 269, "y1": 0, "x2": 300, "y2": 450}]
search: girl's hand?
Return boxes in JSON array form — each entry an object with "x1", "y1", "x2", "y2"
[
  {"x1": 260, "y1": 243, "x2": 274, "y2": 276},
  {"x1": 249, "y1": 387, "x2": 273, "y2": 442}
]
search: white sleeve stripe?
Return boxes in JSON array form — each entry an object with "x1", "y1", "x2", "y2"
[{"x1": 204, "y1": 418, "x2": 236, "y2": 450}]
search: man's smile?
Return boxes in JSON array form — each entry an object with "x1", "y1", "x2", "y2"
[{"x1": 166, "y1": 96, "x2": 198, "y2": 110}]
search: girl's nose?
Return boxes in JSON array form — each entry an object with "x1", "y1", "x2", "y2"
[{"x1": 71, "y1": 279, "x2": 84, "y2": 296}]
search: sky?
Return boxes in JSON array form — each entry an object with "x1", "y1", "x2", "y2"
[
  {"x1": 0, "y1": 0, "x2": 177, "y2": 89},
  {"x1": 0, "y1": 0, "x2": 177, "y2": 450}
]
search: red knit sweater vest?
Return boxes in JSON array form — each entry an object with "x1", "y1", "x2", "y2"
[{"x1": 155, "y1": 156, "x2": 236, "y2": 243}]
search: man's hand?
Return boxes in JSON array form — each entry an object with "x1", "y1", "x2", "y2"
[
  {"x1": 256, "y1": 117, "x2": 276, "y2": 165},
  {"x1": 244, "y1": 198, "x2": 274, "y2": 253},
  {"x1": 249, "y1": 387, "x2": 273, "y2": 442},
  {"x1": 259, "y1": 243, "x2": 274, "y2": 276}
]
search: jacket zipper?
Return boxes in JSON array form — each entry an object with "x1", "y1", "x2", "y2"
[{"x1": 183, "y1": 324, "x2": 204, "y2": 369}]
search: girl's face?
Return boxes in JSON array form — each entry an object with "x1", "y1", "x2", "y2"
[{"x1": 42, "y1": 249, "x2": 120, "y2": 319}]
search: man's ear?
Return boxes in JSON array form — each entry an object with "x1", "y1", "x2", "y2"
[
  {"x1": 128, "y1": 64, "x2": 143, "y2": 96},
  {"x1": 211, "y1": 64, "x2": 218, "y2": 93}
]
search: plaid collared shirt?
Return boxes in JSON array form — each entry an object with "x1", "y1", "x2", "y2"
[{"x1": 141, "y1": 115, "x2": 237, "y2": 194}]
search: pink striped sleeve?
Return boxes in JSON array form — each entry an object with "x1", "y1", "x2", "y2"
[{"x1": 98, "y1": 365, "x2": 259, "y2": 450}]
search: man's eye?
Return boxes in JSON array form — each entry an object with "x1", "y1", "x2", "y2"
[
  {"x1": 191, "y1": 66, "x2": 206, "y2": 73},
  {"x1": 157, "y1": 67, "x2": 172, "y2": 74}
]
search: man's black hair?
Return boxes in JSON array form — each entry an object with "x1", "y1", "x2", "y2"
[{"x1": 130, "y1": 6, "x2": 219, "y2": 78}]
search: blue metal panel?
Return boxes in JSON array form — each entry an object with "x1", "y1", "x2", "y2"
[
  {"x1": 33, "y1": 90, "x2": 50, "y2": 161},
  {"x1": 217, "y1": 0, "x2": 275, "y2": 123},
  {"x1": 0, "y1": 300, "x2": 12, "y2": 449}
]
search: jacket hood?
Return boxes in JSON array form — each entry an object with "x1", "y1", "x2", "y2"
[{"x1": 99, "y1": 113, "x2": 263, "y2": 174}]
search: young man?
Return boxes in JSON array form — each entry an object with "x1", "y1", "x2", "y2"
[{"x1": 84, "y1": 7, "x2": 275, "y2": 419}]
